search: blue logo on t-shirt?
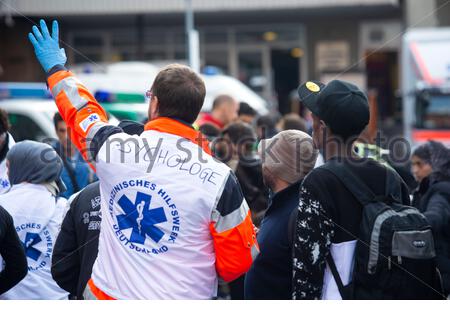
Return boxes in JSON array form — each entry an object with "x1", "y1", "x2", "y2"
[
  {"x1": 117, "y1": 192, "x2": 167, "y2": 244},
  {"x1": 109, "y1": 180, "x2": 181, "y2": 256},
  {"x1": 23, "y1": 232, "x2": 42, "y2": 261}
]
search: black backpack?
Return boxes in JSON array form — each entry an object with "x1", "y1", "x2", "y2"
[{"x1": 313, "y1": 161, "x2": 445, "y2": 299}]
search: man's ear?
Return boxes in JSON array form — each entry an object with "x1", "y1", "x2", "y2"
[{"x1": 150, "y1": 96, "x2": 159, "y2": 119}]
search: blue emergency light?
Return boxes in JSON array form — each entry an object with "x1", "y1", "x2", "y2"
[
  {"x1": 202, "y1": 66, "x2": 223, "y2": 76},
  {"x1": 0, "y1": 82, "x2": 52, "y2": 99},
  {"x1": 94, "y1": 90, "x2": 145, "y2": 103}
]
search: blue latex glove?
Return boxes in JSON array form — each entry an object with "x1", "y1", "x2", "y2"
[{"x1": 28, "y1": 19, "x2": 67, "y2": 72}]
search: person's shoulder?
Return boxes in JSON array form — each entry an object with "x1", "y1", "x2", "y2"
[
  {"x1": 83, "y1": 180, "x2": 100, "y2": 194},
  {"x1": 302, "y1": 165, "x2": 337, "y2": 187},
  {"x1": 430, "y1": 180, "x2": 450, "y2": 197},
  {"x1": 344, "y1": 158, "x2": 389, "y2": 179},
  {"x1": 0, "y1": 205, "x2": 11, "y2": 223},
  {"x1": 0, "y1": 206, "x2": 11, "y2": 240},
  {"x1": 70, "y1": 181, "x2": 100, "y2": 208}
]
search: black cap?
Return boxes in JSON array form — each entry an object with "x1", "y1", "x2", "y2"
[{"x1": 297, "y1": 80, "x2": 370, "y2": 139}]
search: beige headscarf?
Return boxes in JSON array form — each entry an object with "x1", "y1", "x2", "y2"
[{"x1": 258, "y1": 130, "x2": 318, "y2": 184}]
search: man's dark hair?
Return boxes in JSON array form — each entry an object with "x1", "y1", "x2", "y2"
[
  {"x1": 53, "y1": 112, "x2": 64, "y2": 129},
  {"x1": 212, "y1": 94, "x2": 234, "y2": 111},
  {"x1": 328, "y1": 122, "x2": 368, "y2": 143},
  {"x1": 222, "y1": 121, "x2": 256, "y2": 155},
  {"x1": 199, "y1": 123, "x2": 220, "y2": 139},
  {"x1": 151, "y1": 64, "x2": 206, "y2": 124},
  {"x1": 0, "y1": 108, "x2": 10, "y2": 134},
  {"x1": 238, "y1": 102, "x2": 256, "y2": 116},
  {"x1": 412, "y1": 143, "x2": 432, "y2": 163},
  {"x1": 282, "y1": 113, "x2": 307, "y2": 132},
  {"x1": 256, "y1": 114, "x2": 278, "y2": 129}
]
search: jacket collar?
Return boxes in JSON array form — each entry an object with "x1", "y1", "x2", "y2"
[
  {"x1": 267, "y1": 180, "x2": 302, "y2": 214},
  {"x1": 144, "y1": 117, "x2": 211, "y2": 155},
  {"x1": 413, "y1": 176, "x2": 430, "y2": 196}
]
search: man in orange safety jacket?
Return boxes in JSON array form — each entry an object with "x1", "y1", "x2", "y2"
[{"x1": 29, "y1": 20, "x2": 258, "y2": 299}]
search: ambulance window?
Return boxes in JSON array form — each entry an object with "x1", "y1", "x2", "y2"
[
  {"x1": 8, "y1": 113, "x2": 47, "y2": 142},
  {"x1": 416, "y1": 93, "x2": 450, "y2": 129}
]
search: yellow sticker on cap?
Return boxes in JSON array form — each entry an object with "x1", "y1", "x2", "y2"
[{"x1": 305, "y1": 81, "x2": 320, "y2": 92}]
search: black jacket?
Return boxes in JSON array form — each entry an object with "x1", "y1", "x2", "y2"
[
  {"x1": 0, "y1": 206, "x2": 28, "y2": 294},
  {"x1": 234, "y1": 156, "x2": 269, "y2": 227},
  {"x1": 244, "y1": 180, "x2": 301, "y2": 299},
  {"x1": 51, "y1": 181, "x2": 101, "y2": 299},
  {"x1": 413, "y1": 178, "x2": 450, "y2": 294}
]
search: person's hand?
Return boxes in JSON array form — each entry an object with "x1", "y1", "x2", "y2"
[{"x1": 28, "y1": 19, "x2": 67, "y2": 72}]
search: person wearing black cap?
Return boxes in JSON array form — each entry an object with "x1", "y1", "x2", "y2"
[
  {"x1": 51, "y1": 120, "x2": 144, "y2": 299},
  {"x1": 292, "y1": 80, "x2": 410, "y2": 299}
]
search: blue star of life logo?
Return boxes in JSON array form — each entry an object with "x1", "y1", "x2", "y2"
[
  {"x1": 23, "y1": 232, "x2": 42, "y2": 261},
  {"x1": 0, "y1": 178, "x2": 9, "y2": 188},
  {"x1": 117, "y1": 191, "x2": 167, "y2": 244},
  {"x1": 88, "y1": 114, "x2": 99, "y2": 122}
]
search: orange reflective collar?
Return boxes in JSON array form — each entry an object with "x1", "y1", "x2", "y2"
[{"x1": 144, "y1": 117, "x2": 211, "y2": 155}]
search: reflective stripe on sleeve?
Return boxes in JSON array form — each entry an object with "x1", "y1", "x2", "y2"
[
  {"x1": 251, "y1": 243, "x2": 259, "y2": 261},
  {"x1": 212, "y1": 200, "x2": 249, "y2": 233},
  {"x1": 51, "y1": 76, "x2": 88, "y2": 110}
]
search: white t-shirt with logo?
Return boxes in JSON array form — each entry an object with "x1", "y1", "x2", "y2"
[
  {"x1": 91, "y1": 130, "x2": 232, "y2": 299},
  {"x1": 0, "y1": 183, "x2": 68, "y2": 300}
]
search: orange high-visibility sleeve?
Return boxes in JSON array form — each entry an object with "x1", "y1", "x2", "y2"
[
  {"x1": 210, "y1": 209, "x2": 259, "y2": 282},
  {"x1": 47, "y1": 70, "x2": 110, "y2": 165}
]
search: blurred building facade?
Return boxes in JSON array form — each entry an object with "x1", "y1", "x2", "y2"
[{"x1": 1, "y1": 0, "x2": 449, "y2": 116}]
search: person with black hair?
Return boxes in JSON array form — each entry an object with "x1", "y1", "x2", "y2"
[
  {"x1": 411, "y1": 141, "x2": 450, "y2": 296},
  {"x1": 221, "y1": 121, "x2": 268, "y2": 225},
  {"x1": 0, "y1": 108, "x2": 15, "y2": 194},
  {"x1": 198, "y1": 123, "x2": 221, "y2": 142},
  {"x1": 238, "y1": 102, "x2": 257, "y2": 125},
  {"x1": 256, "y1": 114, "x2": 279, "y2": 140},
  {"x1": 280, "y1": 113, "x2": 307, "y2": 132},
  {"x1": 292, "y1": 80, "x2": 410, "y2": 299},
  {"x1": 52, "y1": 112, "x2": 93, "y2": 199},
  {"x1": 220, "y1": 121, "x2": 268, "y2": 300}
]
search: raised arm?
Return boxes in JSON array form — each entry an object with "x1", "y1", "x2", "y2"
[{"x1": 29, "y1": 20, "x2": 121, "y2": 164}]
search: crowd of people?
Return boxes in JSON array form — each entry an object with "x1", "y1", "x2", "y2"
[{"x1": 0, "y1": 19, "x2": 449, "y2": 300}]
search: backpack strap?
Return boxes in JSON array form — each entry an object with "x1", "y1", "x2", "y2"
[
  {"x1": 321, "y1": 160, "x2": 375, "y2": 206},
  {"x1": 287, "y1": 208, "x2": 298, "y2": 246},
  {"x1": 384, "y1": 167, "x2": 404, "y2": 204},
  {"x1": 325, "y1": 253, "x2": 347, "y2": 299}
]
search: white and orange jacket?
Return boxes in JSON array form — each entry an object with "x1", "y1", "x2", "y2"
[{"x1": 47, "y1": 67, "x2": 258, "y2": 299}]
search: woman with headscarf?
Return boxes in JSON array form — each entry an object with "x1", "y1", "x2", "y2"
[
  {"x1": 0, "y1": 140, "x2": 68, "y2": 299},
  {"x1": 411, "y1": 140, "x2": 450, "y2": 297}
]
